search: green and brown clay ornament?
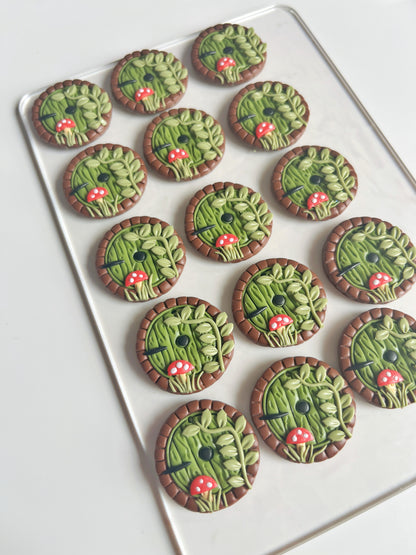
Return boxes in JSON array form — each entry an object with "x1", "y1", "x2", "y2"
[
  {"x1": 111, "y1": 49, "x2": 188, "y2": 114},
  {"x1": 251, "y1": 357, "x2": 356, "y2": 463},
  {"x1": 96, "y1": 216, "x2": 186, "y2": 302},
  {"x1": 136, "y1": 297, "x2": 235, "y2": 394},
  {"x1": 323, "y1": 217, "x2": 416, "y2": 303},
  {"x1": 232, "y1": 258, "x2": 327, "y2": 347},
  {"x1": 339, "y1": 308, "x2": 416, "y2": 409},
  {"x1": 185, "y1": 182, "x2": 273, "y2": 263},
  {"x1": 63, "y1": 144, "x2": 147, "y2": 218},
  {"x1": 272, "y1": 146, "x2": 358, "y2": 220},
  {"x1": 191, "y1": 23, "x2": 267, "y2": 86},
  {"x1": 143, "y1": 108, "x2": 225, "y2": 181},
  {"x1": 155, "y1": 399, "x2": 259, "y2": 512},
  {"x1": 32, "y1": 80, "x2": 112, "y2": 147},
  {"x1": 228, "y1": 81, "x2": 309, "y2": 151}
]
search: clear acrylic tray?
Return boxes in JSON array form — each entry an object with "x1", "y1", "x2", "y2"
[{"x1": 19, "y1": 5, "x2": 416, "y2": 554}]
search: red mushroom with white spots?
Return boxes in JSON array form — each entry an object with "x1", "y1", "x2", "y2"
[
  {"x1": 255, "y1": 121, "x2": 279, "y2": 150},
  {"x1": 55, "y1": 118, "x2": 77, "y2": 145},
  {"x1": 306, "y1": 192, "x2": 332, "y2": 220},
  {"x1": 85, "y1": 186, "x2": 113, "y2": 217},
  {"x1": 286, "y1": 427, "x2": 315, "y2": 463},
  {"x1": 167, "y1": 360, "x2": 195, "y2": 383},
  {"x1": 216, "y1": 56, "x2": 239, "y2": 84},
  {"x1": 166, "y1": 148, "x2": 193, "y2": 180},
  {"x1": 267, "y1": 314, "x2": 296, "y2": 347},
  {"x1": 255, "y1": 122, "x2": 276, "y2": 139},
  {"x1": 190, "y1": 475, "x2": 219, "y2": 512},
  {"x1": 215, "y1": 233, "x2": 243, "y2": 262},
  {"x1": 124, "y1": 269, "x2": 156, "y2": 301},
  {"x1": 134, "y1": 87, "x2": 159, "y2": 112},
  {"x1": 368, "y1": 272, "x2": 394, "y2": 302},
  {"x1": 369, "y1": 272, "x2": 392, "y2": 290},
  {"x1": 216, "y1": 57, "x2": 236, "y2": 72},
  {"x1": 377, "y1": 368, "x2": 404, "y2": 406},
  {"x1": 269, "y1": 314, "x2": 293, "y2": 332},
  {"x1": 135, "y1": 87, "x2": 154, "y2": 102}
]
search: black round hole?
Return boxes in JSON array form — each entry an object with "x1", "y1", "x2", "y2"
[
  {"x1": 272, "y1": 295, "x2": 285, "y2": 307},
  {"x1": 295, "y1": 400, "x2": 310, "y2": 414},
  {"x1": 366, "y1": 252, "x2": 379, "y2": 264},
  {"x1": 221, "y1": 213, "x2": 234, "y2": 224},
  {"x1": 65, "y1": 105, "x2": 76, "y2": 115},
  {"x1": 178, "y1": 134, "x2": 189, "y2": 144},
  {"x1": 223, "y1": 46, "x2": 234, "y2": 55},
  {"x1": 133, "y1": 251, "x2": 147, "y2": 262},
  {"x1": 263, "y1": 107, "x2": 275, "y2": 116},
  {"x1": 175, "y1": 335, "x2": 189, "y2": 348},
  {"x1": 309, "y1": 175, "x2": 321, "y2": 185},
  {"x1": 383, "y1": 350, "x2": 398, "y2": 363},
  {"x1": 97, "y1": 173, "x2": 110, "y2": 183},
  {"x1": 143, "y1": 73, "x2": 154, "y2": 82},
  {"x1": 198, "y1": 446, "x2": 213, "y2": 461}
]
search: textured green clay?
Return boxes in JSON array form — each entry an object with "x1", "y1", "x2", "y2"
[
  {"x1": 145, "y1": 304, "x2": 234, "y2": 393},
  {"x1": 166, "y1": 409, "x2": 258, "y2": 511},
  {"x1": 236, "y1": 82, "x2": 307, "y2": 149},
  {"x1": 198, "y1": 25, "x2": 266, "y2": 84},
  {"x1": 336, "y1": 221, "x2": 416, "y2": 301},
  {"x1": 70, "y1": 147, "x2": 144, "y2": 217},
  {"x1": 104, "y1": 223, "x2": 184, "y2": 294},
  {"x1": 242, "y1": 262, "x2": 326, "y2": 347},
  {"x1": 281, "y1": 147, "x2": 355, "y2": 220},
  {"x1": 118, "y1": 51, "x2": 187, "y2": 110},
  {"x1": 39, "y1": 84, "x2": 111, "y2": 146},
  {"x1": 262, "y1": 363, "x2": 354, "y2": 462},
  {"x1": 350, "y1": 315, "x2": 416, "y2": 408},
  {"x1": 193, "y1": 186, "x2": 272, "y2": 254},
  {"x1": 151, "y1": 110, "x2": 223, "y2": 181}
]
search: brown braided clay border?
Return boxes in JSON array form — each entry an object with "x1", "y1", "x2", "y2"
[
  {"x1": 184, "y1": 182, "x2": 273, "y2": 263},
  {"x1": 136, "y1": 296, "x2": 234, "y2": 393},
  {"x1": 251, "y1": 356, "x2": 356, "y2": 463},
  {"x1": 96, "y1": 216, "x2": 186, "y2": 301},
  {"x1": 232, "y1": 258, "x2": 327, "y2": 347},
  {"x1": 155, "y1": 399, "x2": 260, "y2": 512}
]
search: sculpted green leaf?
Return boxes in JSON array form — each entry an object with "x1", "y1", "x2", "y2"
[
  {"x1": 328, "y1": 430, "x2": 346, "y2": 442},
  {"x1": 160, "y1": 267, "x2": 177, "y2": 279},
  {"x1": 323, "y1": 416, "x2": 340, "y2": 428},
  {"x1": 317, "y1": 389, "x2": 333, "y2": 400},
  {"x1": 200, "y1": 333, "x2": 216, "y2": 344},
  {"x1": 340, "y1": 393, "x2": 353, "y2": 408},
  {"x1": 220, "y1": 445, "x2": 238, "y2": 458},
  {"x1": 228, "y1": 476, "x2": 245, "y2": 488},
  {"x1": 241, "y1": 434, "x2": 255, "y2": 450},
  {"x1": 320, "y1": 402, "x2": 337, "y2": 414},
  {"x1": 221, "y1": 340, "x2": 234, "y2": 356},
  {"x1": 195, "y1": 304, "x2": 206, "y2": 319},
  {"x1": 120, "y1": 188, "x2": 136, "y2": 198},
  {"x1": 223, "y1": 459, "x2": 241, "y2": 472},
  {"x1": 201, "y1": 409, "x2": 212, "y2": 429},
  {"x1": 299, "y1": 364, "x2": 311, "y2": 380},
  {"x1": 220, "y1": 323, "x2": 234, "y2": 337},
  {"x1": 182, "y1": 425, "x2": 200, "y2": 438},
  {"x1": 201, "y1": 345, "x2": 218, "y2": 357},
  {"x1": 196, "y1": 323, "x2": 211, "y2": 334},
  {"x1": 316, "y1": 366, "x2": 327, "y2": 382},
  {"x1": 123, "y1": 232, "x2": 139, "y2": 242},
  {"x1": 216, "y1": 409, "x2": 228, "y2": 428},
  {"x1": 284, "y1": 379, "x2": 301, "y2": 390},
  {"x1": 333, "y1": 375, "x2": 345, "y2": 392},
  {"x1": 399, "y1": 317, "x2": 410, "y2": 333},
  {"x1": 342, "y1": 406, "x2": 355, "y2": 423},
  {"x1": 181, "y1": 305, "x2": 192, "y2": 320},
  {"x1": 245, "y1": 451, "x2": 259, "y2": 466},
  {"x1": 202, "y1": 361, "x2": 220, "y2": 373},
  {"x1": 300, "y1": 320, "x2": 315, "y2": 331},
  {"x1": 257, "y1": 276, "x2": 273, "y2": 286},
  {"x1": 164, "y1": 316, "x2": 182, "y2": 327},
  {"x1": 216, "y1": 433, "x2": 234, "y2": 446},
  {"x1": 375, "y1": 329, "x2": 390, "y2": 341},
  {"x1": 216, "y1": 312, "x2": 228, "y2": 327},
  {"x1": 235, "y1": 415, "x2": 247, "y2": 434}
]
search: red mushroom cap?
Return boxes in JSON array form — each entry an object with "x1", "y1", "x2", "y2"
[
  {"x1": 167, "y1": 360, "x2": 195, "y2": 377},
  {"x1": 124, "y1": 270, "x2": 149, "y2": 287},
  {"x1": 286, "y1": 427, "x2": 314, "y2": 445},
  {"x1": 190, "y1": 475, "x2": 218, "y2": 496},
  {"x1": 255, "y1": 122, "x2": 276, "y2": 139},
  {"x1": 168, "y1": 148, "x2": 189, "y2": 162},
  {"x1": 269, "y1": 314, "x2": 293, "y2": 332},
  {"x1": 86, "y1": 187, "x2": 109, "y2": 203},
  {"x1": 307, "y1": 192, "x2": 329, "y2": 210},
  {"x1": 134, "y1": 87, "x2": 154, "y2": 102},
  {"x1": 55, "y1": 118, "x2": 76, "y2": 132},
  {"x1": 215, "y1": 234, "x2": 239, "y2": 248},
  {"x1": 369, "y1": 272, "x2": 392, "y2": 290},
  {"x1": 216, "y1": 57, "x2": 236, "y2": 72},
  {"x1": 377, "y1": 368, "x2": 404, "y2": 387}
]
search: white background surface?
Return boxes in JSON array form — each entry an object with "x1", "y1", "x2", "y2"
[{"x1": 2, "y1": 1, "x2": 416, "y2": 554}]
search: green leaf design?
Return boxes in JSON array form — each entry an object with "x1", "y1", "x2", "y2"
[
  {"x1": 317, "y1": 389, "x2": 333, "y2": 400},
  {"x1": 216, "y1": 312, "x2": 228, "y2": 327},
  {"x1": 340, "y1": 394, "x2": 352, "y2": 408},
  {"x1": 228, "y1": 476, "x2": 245, "y2": 488},
  {"x1": 333, "y1": 375, "x2": 345, "y2": 392},
  {"x1": 342, "y1": 406, "x2": 355, "y2": 423},
  {"x1": 244, "y1": 451, "x2": 259, "y2": 466},
  {"x1": 216, "y1": 409, "x2": 227, "y2": 428},
  {"x1": 220, "y1": 445, "x2": 238, "y2": 458},
  {"x1": 202, "y1": 361, "x2": 220, "y2": 373},
  {"x1": 284, "y1": 379, "x2": 301, "y2": 390},
  {"x1": 222, "y1": 340, "x2": 234, "y2": 356},
  {"x1": 201, "y1": 409, "x2": 212, "y2": 428},
  {"x1": 328, "y1": 430, "x2": 346, "y2": 442},
  {"x1": 216, "y1": 433, "x2": 234, "y2": 446},
  {"x1": 320, "y1": 402, "x2": 337, "y2": 414},
  {"x1": 299, "y1": 363, "x2": 311, "y2": 380},
  {"x1": 316, "y1": 366, "x2": 327, "y2": 382},
  {"x1": 195, "y1": 304, "x2": 206, "y2": 319},
  {"x1": 164, "y1": 316, "x2": 182, "y2": 326},
  {"x1": 123, "y1": 232, "x2": 139, "y2": 242},
  {"x1": 223, "y1": 459, "x2": 241, "y2": 472},
  {"x1": 235, "y1": 415, "x2": 247, "y2": 434},
  {"x1": 220, "y1": 323, "x2": 233, "y2": 337},
  {"x1": 182, "y1": 425, "x2": 200, "y2": 437},
  {"x1": 241, "y1": 434, "x2": 255, "y2": 450},
  {"x1": 323, "y1": 416, "x2": 340, "y2": 428},
  {"x1": 201, "y1": 345, "x2": 218, "y2": 357}
]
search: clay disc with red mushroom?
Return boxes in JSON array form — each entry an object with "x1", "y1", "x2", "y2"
[
  {"x1": 251, "y1": 357, "x2": 356, "y2": 463},
  {"x1": 232, "y1": 258, "x2": 327, "y2": 348},
  {"x1": 185, "y1": 182, "x2": 273, "y2": 263},
  {"x1": 143, "y1": 108, "x2": 225, "y2": 182},
  {"x1": 155, "y1": 399, "x2": 260, "y2": 512},
  {"x1": 322, "y1": 217, "x2": 416, "y2": 304},
  {"x1": 32, "y1": 80, "x2": 112, "y2": 148},
  {"x1": 228, "y1": 81, "x2": 310, "y2": 151},
  {"x1": 136, "y1": 297, "x2": 235, "y2": 394},
  {"x1": 111, "y1": 49, "x2": 188, "y2": 114},
  {"x1": 339, "y1": 308, "x2": 416, "y2": 409},
  {"x1": 191, "y1": 23, "x2": 267, "y2": 86},
  {"x1": 63, "y1": 144, "x2": 147, "y2": 218},
  {"x1": 96, "y1": 216, "x2": 186, "y2": 302},
  {"x1": 271, "y1": 146, "x2": 358, "y2": 221}
]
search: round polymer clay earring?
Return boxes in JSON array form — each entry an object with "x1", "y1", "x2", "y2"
[
  {"x1": 339, "y1": 308, "x2": 416, "y2": 409},
  {"x1": 272, "y1": 146, "x2": 358, "y2": 221},
  {"x1": 232, "y1": 258, "x2": 327, "y2": 347},
  {"x1": 191, "y1": 23, "x2": 267, "y2": 86},
  {"x1": 63, "y1": 144, "x2": 147, "y2": 218},
  {"x1": 185, "y1": 182, "x2": 273, "y2": 263},
  {"x1": 323, "y1": 217, "x2": 416, "y2": 303},
  {"x1": 251, "y1": 357, "x2": 356, "y2": 463},
  {"x1": 143, "y1": 108, "x2": 225, "y2": 181},
  {"x1": 228, "y1": 81, "x2": 309, "y2": 151},
  {"x1": 96, "y1": 216, "x2": 186, "y2": 302},
  {"x1": 136, "y1": 297, "x2": 235, "y2": 394},
  {"x1": 32, "y1": 79, "x2": 112, "y2": 147},
  {"x1": 155, "y1": 399, "x2": 260, "y2": 512},
  {"x1": 111, "y1": 49, "x2": 188, "y2": 114}
]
